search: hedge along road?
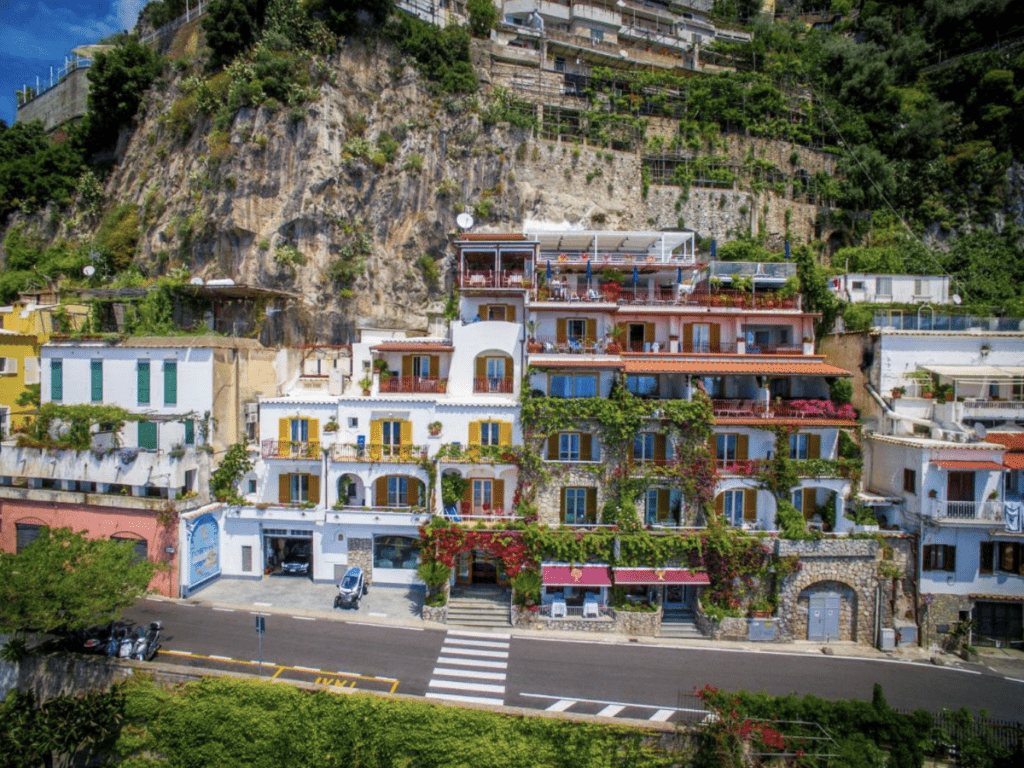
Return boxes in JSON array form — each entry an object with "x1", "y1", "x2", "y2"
[{"x1": 123, "y1": 599, "x2": 1024, "y2": 722}]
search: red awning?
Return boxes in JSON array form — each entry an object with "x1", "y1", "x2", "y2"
[
  {"x1": 612, "y1": 567, "x2": 710, "y2": 585},
  {"x1": 542, "y1": 563, "x2": 611, "y2": 587},
  {"x1": 930, "y1": 460, "x2": 1006, "y2": 470}
]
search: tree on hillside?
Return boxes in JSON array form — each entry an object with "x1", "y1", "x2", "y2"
[
  {"x1": 0, "y1": 528, "x2": 155, "y2": 637},
  {"x1": 203, "y1": 0, "x2": 271, "y2": 70},
  {"x1": 306, "y1": 0, "x2": 395, "y2": 36},
  {"x1": 0, "y1": 121, "x2": 85, "y2": 223},
  {"x1": 87, "y1": 37, "x2": 163, "y2": 140},
  {"x1": 467, "y1": 0, "x2": 499, "y2": 38}
]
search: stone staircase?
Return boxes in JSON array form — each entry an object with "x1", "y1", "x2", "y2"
[
  {"x1": 659, "y1": 608, "x2": 705, "y2": 640},
  {"x1": 446, "y1": 586, "x2": 511, "y2": 630}
]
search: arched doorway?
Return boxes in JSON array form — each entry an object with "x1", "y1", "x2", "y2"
[{"x1": 798, "y1": 580, "x2": 858, "y2": 641}]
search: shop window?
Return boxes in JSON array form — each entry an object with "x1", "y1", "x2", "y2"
[{"x1": 373, "y1": 535, "x2": 420, "y2": 570}]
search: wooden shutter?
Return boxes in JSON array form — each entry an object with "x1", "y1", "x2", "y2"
[
  {"x1": 580, "y1": 433, "x2": 593, "y2": 461},
  {"x1": 658, "y1": 489, "x2": 670, "y2": 521},
  {"x1": 709, "y1": 433, "x2": 718, "y2": 460},
  {"x1": 278, "y1": 475, "x2": 290, "y2": 504},
  {"x1": 429, "y1": 355, "x2": 439, "y2": 378},
  {"x1": 654, "y1": 433, "x2": 667, "y2": 461},
  {"x1": 737, "y1": 434, "x2": 749, "y2": 461},
  {"x1": 468, "y1": 421, "x2": 481, "y2": 447},
  {"x1": 475, "y1": 356, "x2": 487, "y2": 379},
  {"x1": 400, "y1": 420, "x2": 412, "y2": 446},
  {"x1": 164, "y1": 361, "x2": 177, "y2": 405},
  {"x1": 556, "y1": 318, "x2": 568, "y2": 344},
  {"x1": 586, "y1": 319, "x2": 597, "y2": 343},
  {"x1": 376, "y1": 478, "x2": 388, "y2": 507},
  {"x1": 51, "y1": 360, "x2": 63, "y2": 401},
  {"x1": 586, "y1": 488, "x2": 597, "y2": 522},
  {"x1": 502, "y1": 355, "x2": 514, "y2": 385},
  {"x1": 308, "y1": 475, "x2": 320, "y2": 505},
  {"x1": 548, "y1": 433, "x2": 560, "y2": 459},
  {"x1": 560, "y1": 489, "x2": 567, "y2": 524},
  {"x1": 138, "y1": 361, "x2": 150, "y2": 404},
  {"x1": 463, "y1": 480, "x2": 473, "y2": 510},
  {"x1": 91, "y1": 360, "x2": 102, "y2": 401},
  {"x1": 506, "y1": 305, "x2": 516, "y2": 322},
  {"x1": 369, "y1": 419, "x2": 382, "y2": 460},
  {"x1": 715, "y1": 493, "x2": 724, "y2": 516},
  {"x1": 744, "y1": 489, "x2": 757, "y2": 521},
  {"x1": 402, "y1": 356, "x2": 413, "y2": 378},
  {"x1": 493, "y1": 479, "x2": 505, "y2": 512},
  {"x1": 184, "y1": 419, "x2": 195, "y2": 445},
  {"x1": 644, "y1": 322, "x2": 655, "y2": 344},
  {"x1": 499, "y1": 421, "x2": 512, "y2": 446},
  {"x1": 808, "y1": 433, "x2": 821, "y2": 459},
  {"x1": 279, "y1": 419, "x2": 290, "y2": 441},
  {"x1": 309, "y1": 419, "x2": 320, "y2": 443},
  {"x1": 138, "y1": 421, "x2": 157, "y2": 450},
  {"x1": 682, "y1": 323, "x2": 694, "y2": 352},
  {"x1": 709, "y1": 324, "x2": 721, "y2": 352},
  {"x1": 803, "y1": 488, "x2": 816, "y2": 520}
]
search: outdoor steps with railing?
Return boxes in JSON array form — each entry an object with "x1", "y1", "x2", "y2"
[
  {"x1": 659, "y1": 608, "x2": 705, "y2": 640},
  {"x1": 446, "y1": 587, "x2": 511, "y2": 629}
]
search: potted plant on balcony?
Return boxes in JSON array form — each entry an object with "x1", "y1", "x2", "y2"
[
  {"x1": 428, "y1": 421, "x2": 442, "y2": 437},
  {"x1": 891, "y1": 386, "x2": 906, "y2": 399},
  {"x1": 324, "y1": 417, "x2": 339, "y2": 433},
  {"x1": 358, "y1": 375, "x2": 372, "y2": 396}
]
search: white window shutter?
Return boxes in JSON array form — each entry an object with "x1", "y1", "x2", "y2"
[{"x1": 23, "y1": 357, "x2": 38, "y2": 384}]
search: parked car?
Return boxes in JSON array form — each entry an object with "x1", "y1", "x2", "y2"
[
  {"x1": 281, "y1": 558, "x2": 310, "y2": 575},
  {"x1": 334, "y1": 566, "x2": 368, "y2": 609}
]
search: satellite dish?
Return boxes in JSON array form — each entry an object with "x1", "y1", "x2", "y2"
[
  {"x1": 952, "y1": 294, "x2": 962, "y2": 305},
  {"x1": 82, "y1": 265, "x2": 96, "y2": 276},
  {"x1": 456, "y1": 213, "x2": 474, "y2": 230},
  {"x1": 973, "y1": 422, "x2": 987, "y2": 440},
  {"x1": 189, "y1": 277, "x2": 204, "y2": 286}
]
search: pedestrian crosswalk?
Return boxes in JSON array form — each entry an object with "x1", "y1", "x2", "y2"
[
  {"x1": 425, "y1": 629, "x2": 509, "y2": 706},
  {"x1": 528, "y1": 694, "x2": 704, "y2": 724}
]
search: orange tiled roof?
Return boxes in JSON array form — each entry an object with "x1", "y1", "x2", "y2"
[
  {"x1": 622, "y1": 359, "x2": 852, "y2": 377},
  {"x1": 372, "y1": 342, "x2": 454, "y2": 352},
  {"x1": 529, "y1": 359, "x2": 625, "y2": 369},
  {"x1": 1002, "y1": 454, "x2": 1024, "y2": 470},
  {"x1": 987, "y1": 433, "x2": 1024, "y2": 451},
  {"x1": 930, "y1": 460, "x2": 1005, "y2": 470}
]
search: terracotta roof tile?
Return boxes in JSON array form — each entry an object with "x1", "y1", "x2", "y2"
[
  {"x1": 528, "y1": 358, "x2": 625, "y2": 369},
  {"x1": 987, "y1": 433, "x2": 1024, "y2": 451},
  {"x1": 930, "y1": 460, "x2": 1005, "y2": 470},
  {"x1": 372, "y1": 342, "x2": 454, "y2": 352},
  {"x1": 1002, "y1": 454, "x2": 1024, "y2": 470},
  {"x1": 622, "y1": 359, "x2": 853, "y2": 376}
]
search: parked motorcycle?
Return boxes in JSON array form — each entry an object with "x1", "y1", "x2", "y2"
[
  {"x1": 118, "y1": 628, "x2": 135, "y2": 659},
  {"x1": 130, "y1": 627, "x2": 149, "y2": 660},
  {"x1": 133, "y1": 622, "x2": 162, "y2": 661},
  {"x1": 106, "y1": 626, "x2": 124, "y2": 657},
  {"x1": 81, "y1": 625, "x2": 108, "y2": 654}
]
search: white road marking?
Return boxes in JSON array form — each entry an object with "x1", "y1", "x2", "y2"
[
  {"x1": 426, "y1": 692, "x2": 504, "y2": 706},
  {"x1": 213, "y1": 608, "x2": 235, "y2": 612},
  {"x1": 445, "y1": 637, "x2": 510, "y2": 649},
  {"x1": 209, "y1": 655, "x2": 232, "y2": 661},
  {"x1": 253, "y1": 602, "x2": 273, "y2": 606},
  {"x1": 251, "y1": 661, "x2": 276, "y2": 666},
  {"x1": 368, "y1": 612, "x2": 388, "y2": 617},
  {"x1": 546, "y1": 700, "x2": 574, "y2": 712},
  {"x1": 448, "y1": 629, "x2": 512, "y2": 640},
  {"x1": 436, "y1": 655, "x2": 508, "y2": 669},
  {"x1": 290, "y1": 616, "x2": 315, "y2": 621},
  {"x1": 428, "y1": 679, "x2": 505, "y2": 694},
  {"x1": 293, "y1": 665, "x2": 321, "y2": 672},
  {"x1": 347, "y1": 621, "x2": 422, "y2": 631},
  {"x1": 1005, "y1": 677, "x2": 1024, "y2": 684},
  {"x1": 650, "y1": 709, "x2": 675, "y2": 722},
  {"x1": 523, "y1": 692, "x2": 692, "y2": 713},
  {"x1": 597, "y1": 705, "x2": 625, "y2": 718},
  {"x1": 437, "y1": 647, "x2": 508, "y2": 659},
  {"x1": 432, "y1": 667, "x2": 506, "y2": 681}
]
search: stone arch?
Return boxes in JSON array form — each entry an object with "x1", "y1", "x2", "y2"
[
  {"x1": 336, "y1": 473, "x2": 362, "y2": 507},
  {"x1": 795, "y1": 579, "x2": 859, "y2": 642},
  {"x1": 473, "y1": 350, "x2": 515, "y2": 393}
]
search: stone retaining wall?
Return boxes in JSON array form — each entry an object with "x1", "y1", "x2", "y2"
[
  {"x1": 347, "y1": 537, "x2": 373, "y2": 584},
  {"x1": 421, "y1": 603, "x2": 448, "y2": 623},
  {"x1": 611, "y1": 606, "x2": 662, "y2": 637},
  {"x1": 694, "y1": 608, "x2": 747, "y2": 640}
]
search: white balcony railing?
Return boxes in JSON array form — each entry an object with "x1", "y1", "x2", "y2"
[{"x1": 935, "y1": 500, "x2": 1005, "y2": 522}]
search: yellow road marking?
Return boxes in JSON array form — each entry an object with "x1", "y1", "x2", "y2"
[
  {"x1": 157, "y1": 650, "x2": 395, "y2": 689},
  {"x1": 271, "y1": 666, "x2": 284, "y2": 679}
]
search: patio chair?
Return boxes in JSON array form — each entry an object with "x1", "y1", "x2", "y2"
[
  {"x1": 583, "y1": 594, "x2": 600, "y2": 618},
  {"x1": 551, "y1": 597, "x2": 567, "y2": 618}
]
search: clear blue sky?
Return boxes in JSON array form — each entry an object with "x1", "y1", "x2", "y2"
[{"x1": 0, "y1": 1, "x2": 146, "y2": 127}]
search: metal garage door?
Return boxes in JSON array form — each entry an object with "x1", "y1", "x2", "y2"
[{"x1": 808, "y1": 595, "x2": 841, "y2": 641}]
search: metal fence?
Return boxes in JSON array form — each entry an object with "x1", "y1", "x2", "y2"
[{"x1": 907, "y1": 710, "x2": 1024, "y2": 757}]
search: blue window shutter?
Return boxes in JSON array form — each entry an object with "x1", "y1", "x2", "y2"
[
  {"x1": 138, "y1": 361, "x2": 150, "y2": 404},
  {"x1": 138, "y1": 421, "x2": 157, "y2": 450},
  {"x1": 51, "y1": 360, "x2": 63, "y2": 401},
  {"x1": 184, "y1": 419, "x2": 194, "y2": 445},
  {"x1": 90, "y1": 360, "x2": 102, "y2": 402},
  {"x1": 164, "y1": 361, "x2": 177, "y2": 405}
]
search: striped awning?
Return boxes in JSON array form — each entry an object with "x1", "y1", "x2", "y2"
[
  {"x1": 541, "y1": 563, "x2": 611, "y2": 587},
  {"x1": 612, "y1": 567, "x2": 710, "y2": 585}
]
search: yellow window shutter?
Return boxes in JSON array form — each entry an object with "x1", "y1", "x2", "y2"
[
  {"x1": 548, "y1": 433, "x2": 560, "y2": 459},
  {"x1": 479, "y1": 304, "x2": 489, "y2": 321},
  {"x1": 402, "y1": 356, "x2": 413, "y2": 378},
  {"x1": 586, "y1": 488, "x2": 597, "y2": 520},
  {"x1": 580, "y1": 433, "x2": 592, "y2": 461},
  {"x1": 468, "y1": 421, "x2": 481, "y2": 447},
  {"x1": 743, "y1": 489, "x2": 757, "y2": 520},
  {"x1": 710, "y1": 324, "x2": 721, "y2": 352},
  {"x1": 309, "y1": 419, "x2": 319, "y2": 443},
  {"x1": 502, "y1": 355, "x2": 514, "y2": 383},
  {"x1": 369, "y1": 420, "x2": 382, "y2": 461},
  {"x1": 683, "y1": 323, "x2": 694, "y2": 352},
  {"x1": 715, "y1": 493, "x2": 724, "y2": 516},
  {"x1": 709, "y1": 433, "x2": 718, "y2": 460},
  {"x1": 808, "y1": 433, "x2": 821, "y2": 459},
  {"x1": 400, "y1": 420, "x2": 412, "y2": 446},
  {"x1": 376, "y1": 479, "x2": 389, "y2": 507},
  {"x1": 737, "y1": 433, "x2": 749, "y2": 460},
  {"x1": 475, "y1": 356, "x2": 487, "y2": 379},
  {"x1": 279, "y1": 418, "x2": 290, "y2": 441},
  {"x1": 279, "y1": 475, "x2": 290, "y2": 504},
  {"x1": 499, "y1": 421, "x2": 512, "y2": 446},
  {"x1": 645, "y1": 322, "x2": 655, "y2": 344},
  {"x1": 493, "y1": 479, "x2": 505, "y2": 512},
  {"x1": 654, "y1": 433, "x2": 667, "y2": 462},
  {"x1": 463, "y1": 480, "x2": 473, "y2": 508},
  {"x1": 658, "y1": 488, "x2": 670, "y2": 519},
  {"x1": 556, "y1": 318, "x2": 568, "y2": 344},
  {"x1": 560, "y1": 489, "x2": 566, "y2": 524},
  {"x1": 429, "y1": 355, "x2": 439, "y2": 378},
  {"x1": 803, "y1": 488, "x2": 816, "y2": 520},
  {"x1": 309, "y1": 475, "x2": 320, "y2": 505},
  {"x1": 586, "y1": 319, "x2": 597, "y2": 343},
  {"x1": 507, "y1": 305, "x2": 516, "y2": 322}
]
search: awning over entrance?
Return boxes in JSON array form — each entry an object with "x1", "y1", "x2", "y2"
[
  {"x1": 541, "y1": 563, "x2": 612, "y2": 587},
  {"x1": 930, "y1": 460, "x2": 1005, "y2": 470},
  {"x1": 612, "y1": 567, "x2": 710, "y2": 585}
]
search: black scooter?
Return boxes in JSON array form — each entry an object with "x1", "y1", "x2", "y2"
[{"x1": 135, "y1": 621, "x2": 162, "y2": 661}]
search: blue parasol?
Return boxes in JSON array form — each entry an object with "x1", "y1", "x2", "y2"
[
  {"x1": 784, "y1": 241, "x2": 791, "y2": 261},
  {"x1": 710, "y1": 239, "x2": 717, "y2": 259},
  {"x1": 586, "y1": 259, "x2": 592, "y2": 283},
  {"x1": 546, "y1": 259, "x2": 552, "y2": 282},
  {"x1": 632, "y1": 265, "x2": 639, "y2": 285}
]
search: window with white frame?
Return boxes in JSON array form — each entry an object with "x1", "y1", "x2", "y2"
[
  {"x1": 634, "y1": 433, "x2": 655, "y2": 461},
  {"x1": 382, "y1": 420, "x2": 401, "y2": 456},
  {"x1": 791, "y1": 489, "x2": 803, "y2": 514},
  {"x1": 565, "y1": 487, "x2": 589, "y2": 525},
  {"x1": 722, "y1": 490, "x2": 744, "y2": 527},
  {"x1": 290, "y1": 474, "x2": 309, "y2": 502},
  {"x1": 480, "y1": 421, "x2": 500, "y2": 446},
  {"x1": 387, "y1": 476, "x2": 409, "y2": 506},
  {"x1": 559, "y1": 433, "x2": 580, "y2": 461},
  {"x1": 789, "y1": 433, "x2": 809, "y2": 460},
  {"x1": 485, "y1": 357, "x2": 505, "y2": 382},
  {"x1": 472, "y1": 479, "x2": 492, "y2": 512},
  {"x1": 716, "y1": 434, "x2": 737, "y2": 464},
  {"x1": 566, "y1": 319, "x2": 586, "y2": 340},
  {"x1": 412, "y1": 355, "x2": 431, "y2": 378},
  {"x1": 550, "y1": 373, "x2": 597, "y2": 398},
  {"x1": 626, "y1": 375, "x2": 658, "y2": 397},
  {"x1": 645, "y1": 489, "x2": 660, "y2": 525}
]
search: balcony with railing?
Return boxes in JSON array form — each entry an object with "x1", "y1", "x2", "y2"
[
  {"x1": 533, "y1": 283, "x2": 801, "y2": 309},
  {"x1": 442, "y1": 502, "x2": 518, "y2": 526},
  {"x1": 331, "y1": 444, "x2": 429, "y2": 463},
  {"x1": 459, "y1": 270, "x2": 531, "y2": 289},
  {"x1": 261, "y1": 440, "x2": 322, "y2": 460},
  {"x1": 379, "y1": 376, "x2": 448, "y2": 394},
  {"x1": 473, "y1": 376, "x2": 515, "y2": 394},
  {"x1": 934, "y1": 500, "x2": 1006, "y2": 523},
  {"x1": 711, "y1": 399, "x2": 857, "y2": 421}
]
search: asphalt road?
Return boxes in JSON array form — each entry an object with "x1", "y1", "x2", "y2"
[{"x1": 123, "y1": 600, "x2": 1024, "y2": 722}]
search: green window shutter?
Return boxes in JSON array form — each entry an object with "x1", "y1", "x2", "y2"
[
  {"x1": 164, "y1": 361, "x2": 177, "y2": 405},
  {"x1": 138, "y1": 421, "x2": 157, "y2": 450},
  {"x1": 51, "y1": 360, "x2": 63, "y2": 401},
  {"x1": 184, "y1": 419, "x2": 195, "y2": 445},
  {"x1": 91, "y1": 360, "x2": 102, "y2": 402},
  {"x1": 137, "y1": 361, "x2": 150, "y2": 404}
]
